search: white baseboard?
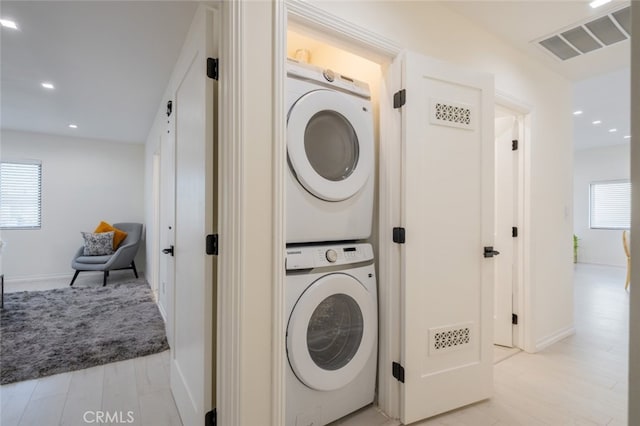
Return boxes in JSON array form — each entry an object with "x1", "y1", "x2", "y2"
[
  {"x1": 157, "y1": 301, "x2": 168, "y2": 323},
  {"x1": 4, "y1": 270, "x2": 146, "y2": 285},
  {"x1": 4, "y1": 272, "x2": 77, "y2": 284},
  {"x1": 535, "y1": 325, "x2": 576, "y2": 352}
]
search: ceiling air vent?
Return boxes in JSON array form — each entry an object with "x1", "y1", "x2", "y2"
[
  {"x1": 539, "y1": 36, "x2": 580, "y2": 60},
  {"x1": 612, "y1": 7, "x2": 630, "y2": 36},
  {"x1": 537, "y1": 6, "x2": 630, "y2": 61},
  {"x1": 585, "y1": 16, "x2": 626, "y2": 45},
  {"x1": 561, "y1": 27, "x2": 601, "y2": 54}
]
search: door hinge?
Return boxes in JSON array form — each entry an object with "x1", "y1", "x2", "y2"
[
  {"x1": 484, "y1": 246, "x2": 500, "y2": 258},
  {"x1": 392, "y1": 362, "x2": 405, "y2": 383},
  {"x1": 205, "y1": 409, "x2": 216, "y2": 426},
  {"x1": 166, "y1": 100, "x2": 173, "y2": 117},
  {"x1": 512, "y1": 313, "x2": 518, "y2": 325},
  {"x1": 393, "y1": 89, "x2": 406, "y2": 109},
  {"x1": 512, "y1": 139, "x2": 518, "y2": 151},
  {"x1": 512, "y1": 226, "x2": 518, "y2": 238},
  {"x1": 206, "y1": 234, "x2": 218, "y2": 256},
  {"x1": 393, "y1": 227, "x2": 406, "y2": 244},
  {"x1": 207, "y1": 57, "x2": 219, "y2": 80}
]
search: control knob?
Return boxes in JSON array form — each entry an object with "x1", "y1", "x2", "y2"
[
  {"x1": 322, "y1": 69, "x2": 335, "y2": 82},
  {"x1": 325, "y1": 249, "x2": 338, "y2": 263}
]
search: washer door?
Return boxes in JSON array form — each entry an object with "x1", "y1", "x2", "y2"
[
  {"x1": 287, "y1": 89, "x2": 373, "y2": 202},
  {"x1": 287, "y1": 273, "x2": 376, "y2": 391}
]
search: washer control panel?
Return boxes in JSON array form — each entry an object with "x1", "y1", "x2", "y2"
[{"x1": 286, "y1": 243, "x2": 373, "y2": 271}]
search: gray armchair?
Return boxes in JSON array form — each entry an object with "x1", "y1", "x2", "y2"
[{"x1": 69, "y1": 223, "x2": 143, "y2": 287}]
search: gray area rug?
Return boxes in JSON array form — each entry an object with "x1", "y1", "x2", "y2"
[{"x1": 0, "y1": 278, "x2": 169, "y2": 385}]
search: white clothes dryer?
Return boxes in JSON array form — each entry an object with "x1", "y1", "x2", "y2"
[
  {"x1": 285, "y1": 243, "x2": 377, "y2": 426},
  {"x1": 286, "y1": 59, "x2": 374, "y2": 243}
]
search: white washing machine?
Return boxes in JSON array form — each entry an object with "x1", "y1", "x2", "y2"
[
  {"x1": 285, "y1": 243, "x2": 377, "y2": 426},
  {"x1": 286, "y1": 59, "x2": 375, "y2": 244}
]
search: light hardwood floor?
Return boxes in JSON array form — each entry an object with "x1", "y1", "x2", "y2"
[
  {"x1": 337, "y1": 263, "x2": 629, "y2": 425},
  {"x1": 1, "y1": 264, "x2": 628, "y2": 425}
]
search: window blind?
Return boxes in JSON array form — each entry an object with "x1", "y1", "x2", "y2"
[
  {"x1": 0, "y1": 161, "x2": 42, "y2": 229},
  {"x1": 589, "y1": 180, "x2": 630, "y2": 229}
]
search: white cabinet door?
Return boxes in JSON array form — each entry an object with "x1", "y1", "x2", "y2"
[
  {"x1": 170, "y1": 8, "x2": 217, "y2": 426},
  {"x1": 397, "y1": 51, "x2": 494, "y2": 424}
]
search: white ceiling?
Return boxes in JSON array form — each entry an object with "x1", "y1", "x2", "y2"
[
  {"x1": 0, "y1": 1, "x2": 199, "y2": 144},
  {"x1": 573, "y1": 67, "x2": 630, "y2": 150},
  {"x1": 0, "y1": 1, "x2": 631, "y2": 150},
  {"x1": 441, "y1": 0, "x2": 631, "y2": 151}
]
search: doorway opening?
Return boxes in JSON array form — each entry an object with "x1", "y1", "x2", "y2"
[{"x1": 494, "y1": 101, "x2": 530, "y2": 357}]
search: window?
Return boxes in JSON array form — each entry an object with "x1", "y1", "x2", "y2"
[
  {"x1": 0, "y1": 161, "x2": 42, "y2": 229},
  {"x1": 589, "y1": 180, "x2": 630, "y2": 229}
]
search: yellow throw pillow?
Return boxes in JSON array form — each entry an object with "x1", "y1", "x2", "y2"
[{"x1": 94, "y1": 221, "x2": 128, "y2": 249}]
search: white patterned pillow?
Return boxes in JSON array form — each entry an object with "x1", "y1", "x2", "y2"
[{"x1": 81, "y1": 231, "x2": 115, "y2": 256}]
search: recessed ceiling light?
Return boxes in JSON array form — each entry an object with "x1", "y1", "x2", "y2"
[
  {"x1": 590, "y1": 0, "x2": 612, "y2": 9},
  {"x1": 573, "y1": 110, "x2": 583, "y2": 115},
  {"x1": 41, "y1": 82, "x2": 55, "y2": 90},
  {"x1": 592, "y1": 120, "x2": 602, "y2": 125},
  {"x1": 624, "y1": 135, "x2": 631, "y2": 139},
  {"x1": 68, "y1": 124, "x2": 78, "y2": 129},
  {"x1": 609, "y1": 128, "x2": 617, "y2": 133},
  {"x1": 0, "y1": 18, "x2": 18, "y2": 30}
]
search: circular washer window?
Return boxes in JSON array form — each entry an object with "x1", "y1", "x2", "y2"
[
  {"x1": 287, "y1": 272, "x2": 376, "y2": 391},
  {"x1": 307, "y1": 293, "x2": 363, "y2": 371},
  {"x1": 287, "y1": 89, "x2": 373, "y2": 202},
  {"x1": 304, "y1": 111, "x2": 359, "y2": 182}
]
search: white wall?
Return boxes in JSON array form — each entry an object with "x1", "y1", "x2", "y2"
[
  {"x1": 306, "y1": 1, "x2": 574, "y2": 351},
  {"x1": 574, "y1": 144, "x2": 629, "y2": 266},
  {"x1": 1, "y1": 130, "x2": 145, "y2": 281}
]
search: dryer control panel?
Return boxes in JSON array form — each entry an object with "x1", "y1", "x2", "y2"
[{"x1": 286, "y1": 243, "x2": 373, "y2": 271}]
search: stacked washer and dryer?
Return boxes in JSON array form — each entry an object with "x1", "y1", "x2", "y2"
[{"x1": 285, "y1": 58, "x2": 378, "y2": 426}]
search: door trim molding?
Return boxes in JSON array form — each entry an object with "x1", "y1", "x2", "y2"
[
  {"x1": 279, "y1": 0, "x2": 402, "y2": 420},
  {"x1": 286, "y1": 0, "x2": 402, "y2": 61},
  {"x1": 272, "y1": 1, "x2": 286, "y2": 425},
  {"x1": 218, "y1": 1, "x2": 244, "y2": 424}
]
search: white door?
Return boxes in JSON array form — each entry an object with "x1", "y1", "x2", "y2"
[
  {"x1": 494, "y1": 113, "x2": 519, "y2": 347},
  {"x1": 170, "y1": 8, "x2": 217, "y2": 426},
  {"x1": 396, "y1": 51, "x2": 494, "y2": 423},
  {"x1": 159, "y1": 114, "x2": 176, "y2": 344}
]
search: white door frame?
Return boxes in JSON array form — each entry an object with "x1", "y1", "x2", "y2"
[
  {"x1": 495, "y1": 92, "x2": 534, "y2": 352},
  {"x1": 217, "y1": 2, "x2": 285, "y2": 424}
]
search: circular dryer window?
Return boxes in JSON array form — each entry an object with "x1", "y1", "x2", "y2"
[
  {"x1": 307, "y1": 294, "x2": 363, "y2": 371},
  {"x1": 304, "y1": 111, "x2": 359, "y2": 182},
  {"x1": 287, "y1": 273, "x2": 376, "y2": 391},
  {"x1": 287, "y1": 89, "x2": 373, "y2": 202}
]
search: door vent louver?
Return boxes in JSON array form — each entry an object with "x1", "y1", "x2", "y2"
[
  {"x1": 429, "y1": 323, "x2": 473, "y2": 354},
  {"x1": 430, "y1": 99, "x2": 474, "y2": 130},
  {"x1": 537, "y1": 6, "x2": 630, "y2": 61}
]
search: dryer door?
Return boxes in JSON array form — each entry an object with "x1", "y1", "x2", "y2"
[
  {"x1": 287, "y1": 272, "x2": 376, "y2": 391},
  {"x1": 287, "y1": 89, "x2": 373, "y2": 202}
]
